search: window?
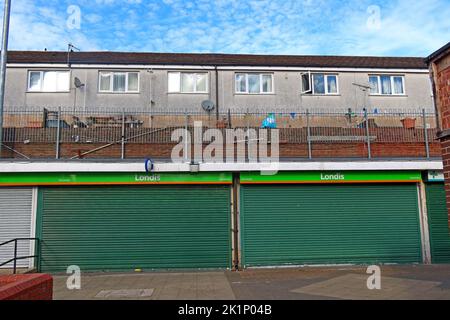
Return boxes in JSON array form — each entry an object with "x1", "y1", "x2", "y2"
[
  {"x1": 27, "y1": 71, "x2": 70, "y2": 92},
  {"x1": 98, "y1": 72, "x2": 140, "y2": 93},
  {"x1": 369, "y1": 75, "x2": 405, "y2": 95},
  {"x1": 235, "y1": 73, "x2": 273, "y2": 94},
  {"x1": 301, "y1": 73, "x2": 338, "y2": 95},
  {"x1": 168, "y1": 72, "x2": 208, "y2": 93}
]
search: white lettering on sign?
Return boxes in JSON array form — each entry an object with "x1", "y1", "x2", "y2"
[
  {"x1": 320, "y1": 173, "x2": 345, "y2": 181},
  {"x1": 135, "y1": 175, "x2": 161, "y2": 182}
]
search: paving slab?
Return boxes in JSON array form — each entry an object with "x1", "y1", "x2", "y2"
[{"x1": 53, "y1": 271, "x2": 235, "y2": 300}]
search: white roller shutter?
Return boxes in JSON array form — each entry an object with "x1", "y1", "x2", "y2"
[{"x1": 0, "y1": 188, "x2": 34, "y2": 269}]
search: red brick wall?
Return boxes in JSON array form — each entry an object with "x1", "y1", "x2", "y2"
[
  {"x1": 437, "y1": 63, "x2": 450, "y2": 228},
  {"x1": 0, "y1": 141, "x2": 441, "y2": 160},
  {"x1": 0, "y1": 274, "x2": 53, "y2": 300}
]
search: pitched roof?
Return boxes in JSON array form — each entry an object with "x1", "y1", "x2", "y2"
[
  {"x1": 5, "y1": 51, "x2": 428, "y2": 69},
  {"x1": 426, "y1": 42, "x2": 450, "y2": 64}
]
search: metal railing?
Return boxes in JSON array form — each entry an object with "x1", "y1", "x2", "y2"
[
  {"x1": 0, "y1": 238, "x2": 40, "y2": 274},
  {"x1": 0, "y1": 107, "x2": 439, "y2": 160}
]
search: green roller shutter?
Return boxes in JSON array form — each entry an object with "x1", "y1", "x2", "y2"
[
  {"x1": 37, "y1": 185, "x2": 231, "y2": 272},
  {"x1": 426, "y1": 183, "x2": 450, "y2": 263},
  {"x1": 240, "y1": 184, "x2": 422, "y2": 267}
]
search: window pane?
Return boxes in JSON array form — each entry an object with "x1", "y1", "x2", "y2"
[
  {"x1": 313, "y1": 74, "x2": 325, "y2": 94},
  {"x1": 248, "y1": 74, "x2": 260, "y2": 93},
  {"x1": 181, "y1": 73, "x2": 195, "y2": 92},
  {"x1": 369, "y1": 76, "x2": 379, "y2": 94},
  {"x1": 168, "y1": 72, "x2": 180, "y2": 92},
  {"x1": 380, "y1": 75, "x2": 392, "y2": 94},
  {"x1": 100, "y1": 73, "x2": 111, "y2": 91},
  {"x1": 127, "y1": 73, "x2": 139, "y2": 92},
  {"x1": 196, "y1": 73, "x2": 207, "y2": 92},
  {"x1": 327, "y1": 75, "x2": 337, "y2": 94},
  {"x1": 235, "y1": 74, "x2": 246, "y2": 92},
  {"x1": 29, "y1": 72, "x2": 41, "y2": 91},
  {"x1": 393, "y1": 76, "x2": 404, "y2": 94},
  {"x1": 113, "y1": 73, "x2": 126, "y2": 92},
  {"x1": 56, "y1": 71, "x2": 70, "y2": 91},
  {"x1": 42, "y1": 71, "x2": 57, "y2": 92},
  {"x1": 262, "y1": 75, "x2": 272, "y2": 93},
  {"x1": 301, "y1": 73, "x2": 311, "y2": 93}
]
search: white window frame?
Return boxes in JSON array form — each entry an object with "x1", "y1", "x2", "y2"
[
  {"x1": 368, "y1": 74, "x2": 406, "y2": 96},
  {"x1": 300, "y1": 71, "x2": 312, "y2": 94},
  {"x1": 27, "y1": 70, "x2": 71, "y2": 93},
  {"x1": 98, "y1": 71, "x2": 140, "y2": 93},
  {"x1": 312, "y1": 73, "x2": 339, "y2": 95},
  {"x1": 301, "y1": 73, "x2": 339, "y2": 95},
  {"x1": 168, "y1": 72, "x2": 209, "y2": 94},
  {"x1": 234, "y1": 73, "x2": 274, "y2": 94}
]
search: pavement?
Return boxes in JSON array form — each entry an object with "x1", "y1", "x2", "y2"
[{"x1": 52, "y1": 264, "x2": 450, "y2": 300}]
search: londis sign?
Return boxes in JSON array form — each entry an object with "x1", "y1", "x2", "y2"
[
  {"x1": 0, "y1": 172, "x2": 232, "y2": 186},
  {"x1": 240, "y1": 171, "x2": 421, "y2": 184}
]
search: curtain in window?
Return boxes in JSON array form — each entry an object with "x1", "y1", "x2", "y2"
[
  {"x1": 262, "y1": 75, "x2": 272, "y2": 93},
  {"x1": 248, "y1": 74, "x2": 260, "y2": 93},
  {"x1": 181, "y1": 73, "x2": 196, "y2": 92},
  {"x1": 113, "y1": 73, "x2": 126, "y2": 92},
  {"x1": 313, "y1": 74, "x2": 325, "y2": 94},
  {"x1": 42, "y1": 72, "x2": 57, "y2": 92},
  {"x1": 393, "y1": 77, "x2": 404, "y2": 94},
  {"x1": 196, "y1": 74, "x2": 207, "y2": 92},
  {"x1": 127, "y1": 73, "x2": 139, "y2": 92},
  {"x1": 29, "y1": 72, "x2": 41, "y2": 91},
  {"x1": 369, "y1": 76, "x2": 379, "y2": 94},
  {"x1": 381, "y1": 76, "x2": 392, "y2": 94},
  {"x1": 327, "y1": 75, "x2": 337, "y2": 94},
  {"x1": 100, "y1": 73, "x2": 111, "y2": 91},
  {"x1": 235, "y1": 74, "x2": 246, "y2": 93}
]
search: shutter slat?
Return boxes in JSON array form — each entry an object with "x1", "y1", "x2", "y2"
[
  {"x1": 241, "y1": 184, "x2": 422, "y2": 266},
  {"x1": 39, "y1": 185, "x2": 231, "y2": 272}
]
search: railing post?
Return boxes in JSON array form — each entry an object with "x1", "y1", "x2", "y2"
[
  {"x1": 36, "y1": 238, "x2": 41, "y2": 273},
  {"x1": 184, "y1": 110, "x2": 189, "y2": 163},
  {"x1": 307, "y1": 109, "x2": 312, "y2": 159},
  {"x1": 364, "y1": 108, "x2": 372, "y2": 159},
  {"x1": 423, "y1": 108, "x2": 430, "y2": 159},
  {"x1": 121, "y1": 110, "x2": 125, "y2": 159},
  {"x1": 13, "y1": 239, "x2": 17, "y2": 274},
  {"x1": 55, "y1": 107, "x2": 61, "y2": 159}
]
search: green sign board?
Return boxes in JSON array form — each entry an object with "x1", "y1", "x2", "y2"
[
  {"x1": 0, "y1": 172, "x2": 232, "y2": 186},
  {"x1": 240, "y1": 171, "x2": 422, "y2": 184}
]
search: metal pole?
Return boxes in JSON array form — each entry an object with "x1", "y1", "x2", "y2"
[
  {"x1": 0, "y1": 0, "x2": 12, "y2": 156},
  {"x1": 306, "y1": 109, "x2": 312, "y2": 159},
  {"x1": 184, "y1": 110, "x2": 189, "y2": 163},
  {"x1": 121, "y1": 110, "x2": 125, "y2": 159},
  {"x1": 13, "y1": 239, "x2": 17, "y2": 274},
  {"x1": 423, "y1": 108, "x2": 430, "y2": 159},
  {"x1": 55, "y1": 107, "x2": 61, "y2": 159},
  {"x1": 364, "y1": 108, "x2": 372, "y2": 159}
]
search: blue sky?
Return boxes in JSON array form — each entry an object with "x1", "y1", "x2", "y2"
[{"x1": 2, "y1": 0, "x2": 449, "y2": 56}]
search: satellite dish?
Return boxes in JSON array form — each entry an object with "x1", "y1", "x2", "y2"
[
  {"x1": 74, "y1": 77, "x2": 85, "y2": 88},
  {"x1": 201, "y1": 100, "x2": 215, "y2": 112}
]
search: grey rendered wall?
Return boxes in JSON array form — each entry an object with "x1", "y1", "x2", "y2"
[{"x1": 4, "y1": 66, "x2": 433, "y2": 113}]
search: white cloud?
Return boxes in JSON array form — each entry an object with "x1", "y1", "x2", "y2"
[{"x1": 0, "y1": 0, "x2": 448, "y2": 56}]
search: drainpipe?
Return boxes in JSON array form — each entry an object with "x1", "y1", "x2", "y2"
[
  {"x1": 0, "y1": 0, "x2": 11, "y2": 156},
  {"x1": 215, "y1": 66, "x2": 219, "y2": 120},
  {"x1": 232, "y1": 172, "x2": 240, "y2": 270}
]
